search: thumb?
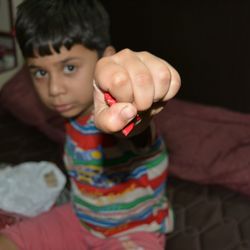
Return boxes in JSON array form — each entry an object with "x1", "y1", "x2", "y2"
[{"x1": 93, "y1": 82, "x2": 137, "y2": 133}]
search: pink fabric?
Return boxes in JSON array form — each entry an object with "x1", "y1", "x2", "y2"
[
  {"x1": 155, "y1": 99, "x2": 250, "y2": 196},
  {"x1": 0, "y1": 210, "x2": 26, "y2": 231},
  {"x1": 1, "y1": 203, "x2": 165, "y2": 250}
]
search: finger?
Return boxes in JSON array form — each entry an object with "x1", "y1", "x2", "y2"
[
  {"x1": 94, "y1": 56, "x2": 133, "y2": 103},
  {"x1": 93, "y1": 82, "x2": 137, "y2": 133},
  {"x1": 136, "y1": 51, "x2": 181, "y2": 102},
  {"x1": 161, "y1": 61, "x2": 181, "y2": 101},
  {"x1": 111, "y1": 49, "x2": 154, "y2": 111},
  {"x1": 94, "y1": 102, "x2": 137, "y2": 133},
  {"x1": 150, "y1": 101, "x2": 166, "y2": 116}
]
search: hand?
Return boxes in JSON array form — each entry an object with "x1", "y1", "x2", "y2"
[{"x1": 93, "y1": 49, "x2": 181, "y2": 134}]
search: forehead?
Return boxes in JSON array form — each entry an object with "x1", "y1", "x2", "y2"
[{"x1": 27, "y1": 45, "x2": 98, "y2": 66}]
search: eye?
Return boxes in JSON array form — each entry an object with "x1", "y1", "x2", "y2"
[
  {"x1": 64, "y1": 64, "x2": 76, "y2": 74},
  {"x1": 32, "y1": 69, "x2": 47, "y2": 79}
]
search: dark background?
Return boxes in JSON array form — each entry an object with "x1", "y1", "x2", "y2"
[{"x1": 100, "y1": 0, "x2": 250, "y2": 113}]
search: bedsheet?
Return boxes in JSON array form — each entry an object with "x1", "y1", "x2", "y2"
[{"x1": 1, "y1": 107, "x2": 250, "y2": 249}]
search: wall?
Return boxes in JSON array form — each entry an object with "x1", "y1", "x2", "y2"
[
  {"x1": 101, "y1": 0, "x2": 250, "y2": 113},
  {"x1": 0, "y1": 0, "x2": 24, "y2": 90}
]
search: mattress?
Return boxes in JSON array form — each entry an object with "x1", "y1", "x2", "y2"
[{"x1": 0, "y1": 108, "x2": 250, "y2": 250}]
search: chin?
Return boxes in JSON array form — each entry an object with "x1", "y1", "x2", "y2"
[
  {"x1": 58, "y1": 110, "x2": 80, "y2": 119},
  {"x1": 58, "y1": 106, "x2": 92, "y2": 119}
]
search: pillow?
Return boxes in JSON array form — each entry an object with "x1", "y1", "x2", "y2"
[
  {"x1": 0, "y1": 65, "x2": 65, "y2": 145},
  {"x1": 155, "y1": 99, "x2": 250, "y2": 196}
]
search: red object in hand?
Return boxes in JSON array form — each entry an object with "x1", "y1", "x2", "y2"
[{"x1": 104, "y1": 92, "x2": 141, "y2": 136}]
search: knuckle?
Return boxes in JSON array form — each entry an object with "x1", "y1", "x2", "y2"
[
  {"x1": 158, "y1": 66, "x2": 171, "y2": 83},
  {"x1": 111, "y1": 72, "x2": 129, "y2": 88},
  {"x1": 139, "y1": 51, "x2": 151, "y2": 57},
  {"x1": 116, "y1": 48, "x2": 134, "y2": 60},
  {"x1": 120, "y1": 48, "x2": 133, "y2": 56}
]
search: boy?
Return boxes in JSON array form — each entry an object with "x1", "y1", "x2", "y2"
[{"x1": 0, "y1": 0, "x2": 181, "y2": 249}]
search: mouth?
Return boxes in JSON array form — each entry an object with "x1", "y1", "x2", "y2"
[{"x1": 53, "y1": 104, "x2": 74, "y2": 113}]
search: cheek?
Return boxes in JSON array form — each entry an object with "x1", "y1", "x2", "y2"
[
  {"x1": 73, "y1": 75, "x2": 94, "y2": 101},
  {"x1": 76, "y1": 85, "x2": 94, "y2": 104}
]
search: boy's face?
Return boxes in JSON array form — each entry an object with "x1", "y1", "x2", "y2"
[{"x1": 27, "y1": 45, "x2": 99, "y2": 118}]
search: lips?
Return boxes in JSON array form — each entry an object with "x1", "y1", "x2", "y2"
[{"x1": 53, "y1": 104, "x2": 73, "y2": 113}]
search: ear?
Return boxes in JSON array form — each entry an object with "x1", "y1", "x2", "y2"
[{"x1": 103, "y1": 46, "x2": 116, "y2": 57}]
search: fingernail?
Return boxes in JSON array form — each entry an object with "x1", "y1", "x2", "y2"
[{"x1": 121, "y1": 105, "x2": 136, "y2": 121}]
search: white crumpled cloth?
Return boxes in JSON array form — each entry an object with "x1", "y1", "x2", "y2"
[{"x1": 0, "y1": 161, "x2": 66, "y2": 217}]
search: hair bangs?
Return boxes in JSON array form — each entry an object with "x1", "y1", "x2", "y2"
[{"x1": 25, "y1": 22, "x2": 79, "y2": 57}]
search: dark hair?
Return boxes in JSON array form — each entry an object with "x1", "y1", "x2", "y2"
[{"x1": 15, "y1": 0, "x2": 111, "y2": 58}]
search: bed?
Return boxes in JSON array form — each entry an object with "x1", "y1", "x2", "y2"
[
  {"x1": 1, "y1": 96, "x2": 250, "y2": 250},
  {"x1": 1, "y1": 1, "x2": 250, "y2": 249}
]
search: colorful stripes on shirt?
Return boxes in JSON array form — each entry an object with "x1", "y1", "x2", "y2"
[{"x1": 64, "y1": 114, "x2": 173, "y2": 238}]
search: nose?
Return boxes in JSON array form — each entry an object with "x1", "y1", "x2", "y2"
[{"x1": 48, "y1": 74, "x2": 66, "y2": 96}]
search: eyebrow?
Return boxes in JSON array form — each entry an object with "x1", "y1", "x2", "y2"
[
  {"x1": 28, "y1": 57, "x2": 81, "y2": 69},
  {"x1": 60, "y1": 57, "x2": 81, "y2": 64}
]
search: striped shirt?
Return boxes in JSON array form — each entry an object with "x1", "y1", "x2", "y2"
[{"x1": 64, "y1": 114, "x2": 173, "y2": 238}]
